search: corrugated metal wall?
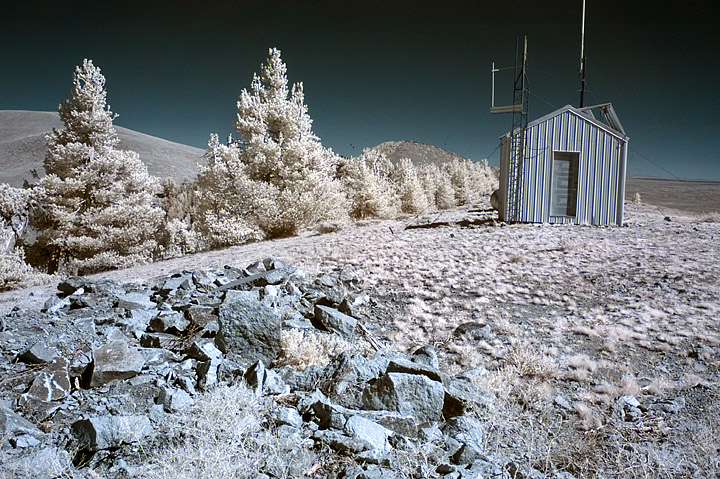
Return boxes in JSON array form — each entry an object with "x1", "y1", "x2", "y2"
[{"x1": 498, "y1": 106, "x2": 628, "y2": 226}]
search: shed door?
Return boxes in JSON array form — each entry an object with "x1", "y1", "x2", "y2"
[{"x1": 550, "y1": 151, "x2": 579, "y2": 217}]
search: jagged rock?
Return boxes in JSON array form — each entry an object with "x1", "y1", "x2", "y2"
[
  {"x1": 271, "y1": 407, "x2": 304, "y2": 428},
  {"x1": 450, "y1": 443, "x2": 484, "y2": 465},
  {"x1": 443, "y1": 377, "x2": 495, "y2": 418},
  {"x1": 443, "y1": 416, "x2": 484, "y2": 457},
  {"x1": 362, "y1": 372, "x2": 445, "y2": 424},
  {"x1": 360, "y1": 411, "x2": 418, "y2": 438},
  {"x1": 345, "y1": 464, "x2": 398, "y2": 479},
  {"x1": 90, "y1": 338, "x2": 146, "y2": 387},
  {"x1": 313, "y1": 429, "x2": 372, "y2": 454},
  {"x1": 410, "y1": 344, "x2": 439, "y2": 370},
  {"x1": 148, "y1": 311, "x2": 190, "y2": 334},
  {"x1": 72, "y1": 415, "x2": 154, "y2": 451},
  {"x1": 461, "y1": 455, "x2": 505, "y2": 477},
  {"x1": 0, "y1": 400, "x2": 45, "y2": 443},
  {"x1": 156, "y1": 273, "x2": 193, "y2": 298},
  {"x1": 277, "y1": 364, "x2": 324, "y2": 392},
  {"x1": 339, "y1": 292, "x2": 370, "y2": 317},
  {"x1": 3, "y1": 446, "x2": 72, "y2": 479},
  {"x1": 345, "y1": 415, "x2": 392, "y2": 452},
  {"x1": 386, "y1": 358, "x2": 444, "y2": 384},
  {"x1": 315, "y1": 304, "x2": 357, "y2": 338},
  {"x1": 505, "y1": 461, "x2": 546, "y2": 479},
  {"x1": 116, "y1": 290, "x2": 155, "y2": 310},
  {"x1": 16, "y1": 343, "x2": 58, "y2": 364},
  {"x1": 617, "y1": 395, "x2": 642, "y2": 422},
  {"x1": 217, "y1": 289, "x2": 282, "y2": 365},
  {"x1": 23, "y1": 356, "x2": 71, "y2": 402},
  {"x1": 319, "y1": 352, "x2": 383, "y2": 408},
  {"x1": 157, "y1": 387, "x2": 194, "y2": 412}
]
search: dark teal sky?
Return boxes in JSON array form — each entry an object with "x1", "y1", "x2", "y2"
[{"x1": 2, "y1": 1, "x2": 718, "y2": 180}]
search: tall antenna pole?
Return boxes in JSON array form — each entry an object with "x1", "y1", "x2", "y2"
[{"x1": 579, "y1": 0, "x2": 586, "y2": 107}]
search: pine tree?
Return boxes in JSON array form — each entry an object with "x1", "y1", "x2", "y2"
[
  {"x1": 392, "y1": 158, "x2": 429, "y2": 214},
  {"x1": 233, "y1": 48, "x2": 347, "y2": 237},
  {"x1": 338, "y1": 149, "x2": 398, "y2": 219},
  {"x1": 30, "y1": 59, "x2": 164, "y2": 274}
]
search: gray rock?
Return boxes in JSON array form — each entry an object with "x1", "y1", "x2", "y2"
[
  {"x1": 116, "y1": 290, "x2": 155, "y2": 310},
  {"x1": 443, "y1": 415, "x2": 484, "y2": 454},
  {"x1": 3, "y1": 447, "x2": 71, "y2": 479},
  {"x1": 345, "y1": 415, "x2": 392, "y2": 452},
  {"x1": 386, "y1": 358, "x2": 444, "y2": 383},
  {"x1": 16, "y1": 343, "x2": 58, "y2": 364},
  {"x1": 90, "y1": 339, "x2": 146, "y2": 387},
  {"x1": 313, "y1": 429, "x2": 372, "y2": 454},
  {"x1": 450, "y1": 443, "x2": 484, "y2": 465},
  {"x1": 217, "y1": 289, "x2": 282, "y2": 365},
  {"x1": 319, "y1": 352, "x2": 383, "y2": 408},
  {"x1": 271, "y1": 407, "x2": 304, "y2": 428},
  {"x1": 410, "y1": 344, "x2": 440, "y2": 369},
  {"x1": 22, "y1": 356, "x2": 71, "y2": 402},
  {"x1": 0, "y1": 400, "x2": 44, "y2": 440},
  {"x1": 72, "y1": 415, "x2": 154, "y2": 451},
  {"x1": 148, "y1": 311, "x2": 190, "y2": 334},
  {"x1": 158, "y1": 387, "x2": 194, "y2": 412},
  {"x1": 315, "y1": 305, "x2": 357, "y2": 338},
  {"x1": 444, "y1": 378, "x2": 495, "y2": 418},
  {"x1": 362, "y1": 372, "x2": 445, "y2": 424}
]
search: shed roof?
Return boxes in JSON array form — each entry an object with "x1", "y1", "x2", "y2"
[{"x1": 505, "y1": 103, "x2": 628, "y2": 141}]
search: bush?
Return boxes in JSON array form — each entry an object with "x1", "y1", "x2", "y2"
[
  {"x1": 418, "y1": 163, "x2": 456, "y2": 211},
  {"x1": 442, "y1": 158, "x2": 496, "y2": 205},
  {"x1": 337, "y1": 149, "x2": 399, "y2": 219},
  {"x1": 392, "y1": 158, "x2": 430, "y2": 214},
  {"x1": 0, "y1": 247, "x2": 52, "y2": 292}
]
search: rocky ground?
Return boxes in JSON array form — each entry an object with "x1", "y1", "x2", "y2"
[{"x1": 1, "y1": 200, "x2": 718, "y2": 478}]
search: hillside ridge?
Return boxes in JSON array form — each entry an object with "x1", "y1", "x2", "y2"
[{"x1": 0, "y1": 110, "x2": 204, "y2": 186}]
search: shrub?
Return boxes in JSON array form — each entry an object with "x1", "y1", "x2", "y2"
[
  {"x1": 0, "y1": 247, "x2": 53, "y2": 292},
  {"x1": 442, "y1": 158, "x2": 496, "y2": 205},
  {"x1": 337, "y1": 149, "x2": 399, "y2": 219},
  {"x1": 418, "y1": 163, "x2": 456, "y2": 211},
  {"x1": 392, "y1": 157, "x2": 429, "y2": 214},
  {"x1": 29, "y1": 60, "x2": 164, "y2": 275}
]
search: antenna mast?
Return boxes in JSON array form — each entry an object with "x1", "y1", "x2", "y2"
[
  {"x1": 579, "y1": 0, "x2": 586, "y2": 107},
  {"x1": 490, "y1": 37, "x2": 528, "y2": 222}
]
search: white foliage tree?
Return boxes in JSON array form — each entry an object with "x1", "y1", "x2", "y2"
[
  {"x1": 442, "y1": 158, "x2": 496, "y2": 205},
  {"x1": 30, "y1": 59, "x2": 164, "y2": 275},
  {"x1": 338, "y1": 149, "x2": 398, "y2": 219},
  {"x1": 419, "y1": 163, "x2": 456, "y2": 211},
  {"x1": 233, "y1": 48, "x2": 348, "y2": 237},
  {"x1": 195, "y1": 134, "x2": 266, "y2": 247},
  {"x1": 392, "y1": 157, "x2": 429, "y2": 214}
]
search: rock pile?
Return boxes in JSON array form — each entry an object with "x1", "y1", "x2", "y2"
[{"x1": 0, "y1": 259, "x2": 575, "y2": 478}]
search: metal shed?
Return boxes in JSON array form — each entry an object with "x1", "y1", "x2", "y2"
[{"x1": 496, "y1": 103, "x2": 628, "y2": 226}]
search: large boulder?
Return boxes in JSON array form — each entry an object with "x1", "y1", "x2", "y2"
[
  {"x1": 72, "y1": 415, "x2": 154, "y2": 452},
  {"x1": 90, "y1": 338, "x2": 146, "y2": 387},
  {"x1": 362, "y1": 372, "x2": 445, "y2": 424},
  {"x1": 217, "y1": 290, "x2": 282, "y2": 366}
]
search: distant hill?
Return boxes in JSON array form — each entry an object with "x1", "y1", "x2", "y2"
[
  {"x1": 0, "y1": 110, "x2": 204, "y2": 187},
  {"x1": 368, "y1": 140, "x2": 470, "y2": 166}
]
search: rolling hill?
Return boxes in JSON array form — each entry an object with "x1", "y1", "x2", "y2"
[{"x1": 0, "y1": 110, "x2": 204, "y2": 187}]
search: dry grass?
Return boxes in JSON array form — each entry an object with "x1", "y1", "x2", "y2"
[{"x1": 277, "y1": 329, "x2": 371, "y2": 370}]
